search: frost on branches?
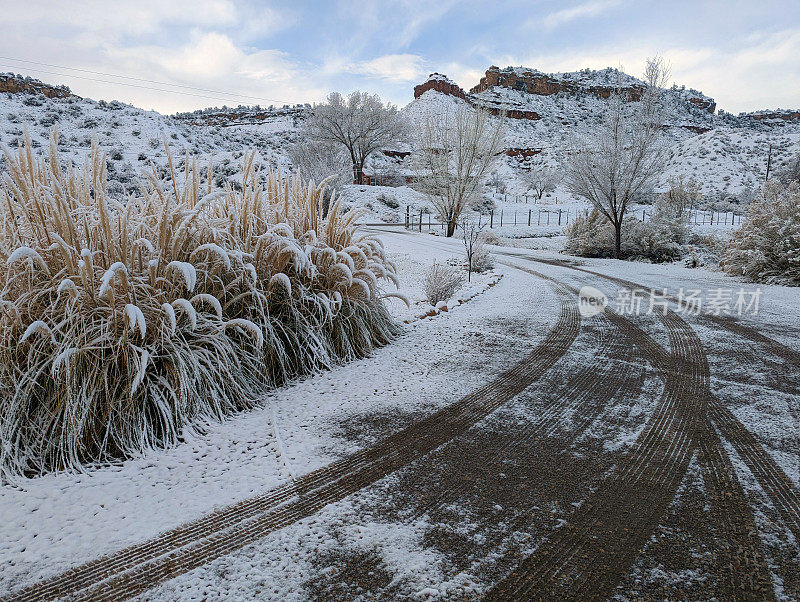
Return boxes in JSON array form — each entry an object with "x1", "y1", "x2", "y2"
[{"x1": 723, "y1": 181, "x2": 800, "y2": 285}]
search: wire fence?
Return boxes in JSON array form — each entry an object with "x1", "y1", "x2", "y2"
[{"x1": 396, "y1": 204, "x2": 745, "y2": 233}]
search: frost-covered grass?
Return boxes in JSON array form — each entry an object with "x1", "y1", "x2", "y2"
[{"x1": 0, "y1": 131, "x2": 400, "y2": 480}]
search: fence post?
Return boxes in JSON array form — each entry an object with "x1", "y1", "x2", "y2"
[
  {"x1": 642, "y1": 209, "x2": 646, "y2": 222},
  {"x1": 538, "y1": 210, "x2": 541, "y2": 226},
  {"x1": 490, "y1": 210, "x2": 494, "y2": 228},
  {"x1": 710, "y1": 212, "x2": 714, "y2": 226},
  {"x1": 525, "y1": 194, "x2": 528, "y2": 204},
  {"x1": 405, "y1": 205, "x2": 409, "y2": 228},
  {"x1": 528, "y1": 209, "x2": 532, "y2": 226},
  {"x1": 500, "y1": 209, "x2": 504, "y2": 227},
  {"x1": 419, "y1": 210, "x2": 422, "y2": 232},
  {"x1": 547, "y1": 211, "x2": 550, "y2": 225},
  {"x1": 514, "y1": 210, "x2": 517, "y2": 226},
  {"x1": 558, "y1": 210, "x2": 562, "y2": 226}
]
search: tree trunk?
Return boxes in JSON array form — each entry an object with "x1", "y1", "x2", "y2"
[
  {"x1": 614, "y1": 221, "x2": 622, "y2": 259},
  {"x1": 446, "y1": 219, "x2": 456, "y2": 237}
]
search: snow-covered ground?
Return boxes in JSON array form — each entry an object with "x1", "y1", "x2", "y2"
[
  {"x1": 0, "y1": 228, "x2": 522, "y2": 594},
  {"x1": 2, "y1": 228, "x2": 798, "y2": 599},
  {"x1": 2, "y1": 70, "x2": 799, "y2": 600}
]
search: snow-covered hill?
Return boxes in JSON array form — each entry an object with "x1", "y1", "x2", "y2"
[
  {"x1": 0, "y1": 76, "x2": 300, "y2": 194},
  {"x1": 1, "y1": 68, "x2": 798, "y2": 208},
  {"x1": 408, "y1": 67, "x2": 800, "y2": 202}
]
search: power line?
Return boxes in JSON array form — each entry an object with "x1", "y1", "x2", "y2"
[
  {"x1": 0, "y1": 56, "x2": 291, "y2": 104},
  {"x1": 0, "y1": 57, "x2": 298, "y2": 107}
]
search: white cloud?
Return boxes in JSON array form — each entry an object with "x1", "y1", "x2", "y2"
[
  {"x1": 348, "y1": 54, "x2": 429, "y2": 82},
  {"x1": 537, "y1": 0, "x2": 623, "y2": 31},
  {"x1": 0, "y1": 2, "x2": 317, "y2": 113},
  {"x1": 2, "y1": 1, "x2": 239, "y2": 40}
]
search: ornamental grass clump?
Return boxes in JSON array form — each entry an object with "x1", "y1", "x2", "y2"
[{"x1": 0, "y1": 131, "x2": 400, "y2": 480}]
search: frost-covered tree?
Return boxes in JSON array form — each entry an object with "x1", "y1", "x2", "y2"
[
  {"x1": 521, "y1": 159, "x2": 561, "y2": 200},
  {"x1": 414, "y1": 104, "x2": 505, "y2": 237},
  {"x1": 661, "y1": 175, "x2": 703, "y2": 212},
  {"x1": 303, "y1": 91, "x2": 404, "y2": 185},
  {"x1": 565, "y1": 56, "x2": 670, "y2": 257},
  {"x1": 460, "y1": 215, "x2": 492, "y2": 282}
]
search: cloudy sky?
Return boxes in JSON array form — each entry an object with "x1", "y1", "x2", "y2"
[{"x1": 1, "y1": 0, "x2": 798, "y2": 114}]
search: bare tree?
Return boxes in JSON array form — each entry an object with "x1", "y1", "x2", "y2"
[
  {"x1": 414, "y1": 104, "x2": 505, "y2": 237},
  {"x1": 286, "y1": 138, "x2": 351, "y2": 215},
  {"x1": 521, "y1": 159, "x2": 561, "y2": 200},
  {"x1": 304, "y1": 91, "x2": 404, "y2": 185},
  {"x1": 461, "y1": 215, "x2": 483, "y2": 282},
  {"x1": 565, "y1": 57, "x2": 670, "y2": 258}
]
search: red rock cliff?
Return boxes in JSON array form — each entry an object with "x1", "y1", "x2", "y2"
[
  {"x1": 0, "y1": 74, "x2": 74, "y2": 98},
  {"x1": 414, "y1": 74, "x2": 468, "y2": 100},
  {"x1": 470, "y1": 66, "x2": 645, "y2": 102}
]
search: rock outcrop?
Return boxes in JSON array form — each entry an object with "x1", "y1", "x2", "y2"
[
  {"x1": 688, "y1": 96, "x2": 716, "y2": 114},
  {"x1": 414, "y1": 72, "x2": 540, "y2": 120},
  {"x1": 743, "y1": 109, "x2": 800, "y2": 122},
  {"x1": 470, "y1": 66, "x2": 645, "y2": 102},
  {"x1": 468, "y1": 66, "x2": 717, "y2": 115},
  {"x1": 504, "y1": 147, "x2": 543, "y2": 158},
  {"x1": 413, "y1": 74, "x2": 468, "y2": 100},
  {"x1": 0, "y1": 73, "x2": 74, "y2": 98}
]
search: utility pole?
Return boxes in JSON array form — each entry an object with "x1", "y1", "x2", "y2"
[{"x1": 765, "y1": 143, "x2": 773, "y2": 183}]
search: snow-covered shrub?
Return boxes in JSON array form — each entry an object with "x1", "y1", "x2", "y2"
[
  {"x1": 376, "y1": 192, "x2": 399, "y2": 209},
  {"x1": 722, "y1": 181, "x2": 800, "y2": 285},
  {"x1": 424, "y1": 263, "x2": 464, "y2": 306},
  {"x1": 470, "y1": 243, "x2": 494, "y2": 273},
  {"x1": 0, "y1": 131, "x2": 400, "y2": 480},
  {"x1": 564, "y1": 210, "x2": 616, "y2": 257},
  {"x1": 626, "y1": 195, "x2": 689, "y2": 262},
  {"x1": 564, "y1": 201, "x2": 688, "y2": 263}
]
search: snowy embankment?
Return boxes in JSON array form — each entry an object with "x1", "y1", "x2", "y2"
[{"x1": 0, "y1": 230, "x2": 539, "y2": 594}]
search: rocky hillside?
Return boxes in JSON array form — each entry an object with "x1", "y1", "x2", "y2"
[
  {"x1": 0, "y1": 73, "x2": 74, "y2": 99},
  {"x1": 408, "y1": 67, "x2": 800, "y2": 201},
  {"x1": 0, "y1": 76, "x2": 299, "y2": 194},
  {"x1": 0, "y1": 69, "x2": 797, "y2": 207}
]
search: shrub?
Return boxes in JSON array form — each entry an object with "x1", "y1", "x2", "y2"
[
  {"x1": 376, "y1": 193, "x2": 399, "y2": 209},
  {"x1": 564, "y1": 210, "x2": 617, "y2": 257},
  {"x1": 424, "y1": 263, "x2": 464, "y2": 306},
  {"x1": 0, "y1": 131, "x2": 400, "y2": 480},
  {"x1": 722, "y1": 181, "x2": 800, "y2": 285},
  {"x1": 564, "y1": 201, "x2": 688, "y2": 263}
]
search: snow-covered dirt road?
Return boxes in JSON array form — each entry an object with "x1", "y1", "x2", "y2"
[{"x1": 3, "y1": 230, "x2": 799, "y2": 601}]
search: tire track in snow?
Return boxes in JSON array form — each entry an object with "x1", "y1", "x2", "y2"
[
  {"x1": 506, "y1": 252, "x2": 800, "y2": 546},
  {"x1": 486, "y1": 304, "x2": 708, "y2": 601},
  {"x1": 369, "y1": 235, "x2": 790, "y2": 598},
  {"x1": 5, "y1": 274, "x2": 579, "y2": 602},
  {"x1": 500, "y1": 251, "x2": 800, "y2": 368},
  {"x1": 324, "y1": 300, "x2": 645, "y2": 597},
  {"x1": 489, "y1": 259, "x2": 776, "y2": 601}
]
